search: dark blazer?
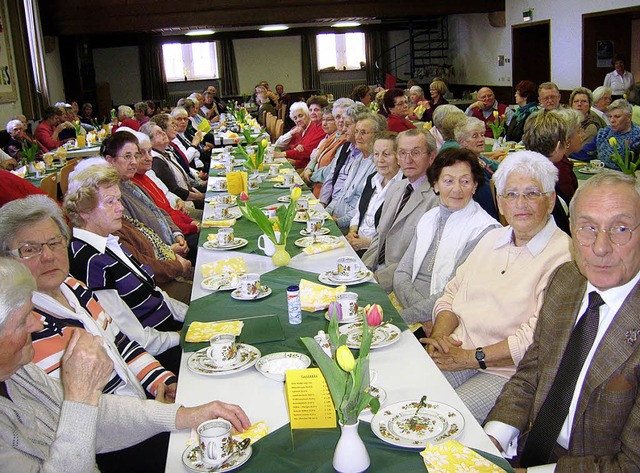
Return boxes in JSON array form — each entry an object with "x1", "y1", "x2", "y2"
[
  {"x1": 486, "y1": 261, "x2": 640, "y2": 471},
  {"x1": 357, "y1": 172, "x2": 384, "y2": 229}
]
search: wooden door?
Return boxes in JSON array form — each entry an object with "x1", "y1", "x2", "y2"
[{"x1": 512, "y1": 21, "x2": 550, "y2": 88}]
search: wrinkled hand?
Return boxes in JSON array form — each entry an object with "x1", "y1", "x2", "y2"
[
  {"x1": 176, "y1": 254, "x2": 192, "y2": 277},
  {"x1": 301, "y1": 169, "x2": 312, "y2": 185},
  {"x1": 176, "y1": 401, "x2": 251, "y2": 433},
  {"x1": 294, "y1": 144, "x2": 304, "y2": 152},
  {"x1": 172, "y1": 236, "x2": 189, "y2": 257},
  {"x1": 345, "y1": 231, "x2": 358, "y2": 243},
  {"x1": 348, "y1": 236, "x2": 371, "y2": 252},
  {"x1": 421, "y1": 334, "x2": 461, "y2": 356},
  {"x1": 0, "y1": 158, "x2": 18, "y2": 170},
  {"x1": 174, "y1": 199, "x2": 188, "y2": 215},
  {"x1": 61, "y1": 329, "x2": 113, "y2": 406},
  {"x1": 290, "y1": 126, "x2": 303, "y2": 135},
  {"x1": 421, "y1": 320, "x2": 433, "y2": 337},
  {"x1": 156, "y1": 382, "x2": 177, "y2": 403},
  {"x1": 470, "y1": 100, "x2": 484, "y2": 110},
  {"x1": 427, "y1": 344, "x2": 473, "y2": 371},
  {"x1": 203, "y1": 142, "x2": 214, "y2": 152},
  {"x1": 192, "y1": 132, "x2": 203, "y2": 147}
]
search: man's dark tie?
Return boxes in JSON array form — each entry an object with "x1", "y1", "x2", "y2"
[
  {"x1": 377, "y1": 183, "x2": 413, "y2": 266},
  {"x1": 168, "y1": 143, "x2": 191, "y2": 173},
  {"x1": 520, "y1": 291, "x2": 604, "y2": 467}
]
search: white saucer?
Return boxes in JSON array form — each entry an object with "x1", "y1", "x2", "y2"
[
  {"x1": 203, "y1": 238, "x2": 248, "y2": 251},
  {"x1": 187, "y1": 344, "x2": 261, "y2": 376},
  {"x1": 294, "y1": 235, "x2": 340, "y2": 248},
  {"x1": 318, "y1": 269, "x2": 373, "y2": 286},
  {"x1": 231, "y1": 286, "x2": 272, "y2": 301},
  {"x1": 182, "y1": 442, "x2": 252, "y2": 472},
  {"x1": 200, "y1": 274, "x2": 239, "y2": 291},
  {"x1": 300, "y1": 227, "x2": 330, "y2": 236}
]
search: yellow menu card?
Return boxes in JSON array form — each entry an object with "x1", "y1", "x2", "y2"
[
  {"x1": 285, "y1": 368, "x2": 336, "y2": 429},
  {"x1": 226, "y1": 171, "x2": 247, "y2": 195}
]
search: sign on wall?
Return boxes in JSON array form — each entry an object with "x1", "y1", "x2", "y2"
[
  {"x1": 0, "y1": 1, "x2": 16, "y2": 103},
  {"x1": 597, "y1": 40, "x2": 614, "y2": 68}
]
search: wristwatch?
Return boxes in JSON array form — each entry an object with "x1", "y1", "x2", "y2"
[{"x1": 475, "y1": 347, "x2": 487, "y2": 370}]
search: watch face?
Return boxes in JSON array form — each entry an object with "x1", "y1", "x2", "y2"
[{"x1": 475, "y1": 349, "x2": 484, "y2": 361}]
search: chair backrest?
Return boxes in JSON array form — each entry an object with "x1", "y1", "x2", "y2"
[
  {"x1": 59, "y1": 157, "x2": 81, "y2": 196},
  {"x1": 278, "y1": 103, "x2": 287, "y2": 121},
  {"x1": 274, "y1": 119, "x2": 284, "y2": 141},
  {"x1": 266, "y1": 113, "x2": 277, "y2": 141},
  {"x1": 40, "y1": 173, "x2": 59, "y2": 201}
]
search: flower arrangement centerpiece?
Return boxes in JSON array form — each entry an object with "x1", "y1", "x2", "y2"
[
  {"x1": 300, "y1": 303, "x2": 384, "y2": 472},
  {"x1": 609, "y1": 137, "x2": 638, "y2": 175},
  {"x1": 237, "y1": 137, "x2": 267, "y2": 175},
  {"x1": 487, "y1": 110, "x2": 506, "y2": 140},
  {"x1": 238, "y1": 186, "x2": 301, "y2": 266},
  {"x1": 21, "y1": 140, "x2": 40, "y2": 170}
]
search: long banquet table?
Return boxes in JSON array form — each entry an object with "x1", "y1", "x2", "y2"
[{"x1": 166, "y1": 154, "x2": 507, "y2": 472}]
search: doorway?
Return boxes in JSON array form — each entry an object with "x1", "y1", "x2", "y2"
[{"x1": 512, "y1": 21, "x2": 551, "y2": 89}]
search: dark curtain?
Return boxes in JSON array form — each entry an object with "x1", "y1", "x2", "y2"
[
  {"x1": 219, "y1": 38, "x2": 239, "y2": 96},
  {"x1": 139, "y1": 38, "x2": 168, "y2": 101},
  {"x1": 6, "y1": 0, "x2": 41, "y2": 118},
  {"x1": 365, "y1": 30, "x2": 388, "y2": 87},
  {"x1": 301, "y1": 33, "x2": 320, "y2": 91}
]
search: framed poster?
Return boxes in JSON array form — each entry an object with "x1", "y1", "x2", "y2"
[
  {"x1": 0, "y1": 0, "x2": 16, "y2": 103},
  {"x1": 597, "y1": 40, "x2": 614, "y2": 68}
]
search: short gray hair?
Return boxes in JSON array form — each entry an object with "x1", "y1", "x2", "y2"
[
  {"x1": 608, "y1": 99, "x2": 632, "y2": 115},
  {"x1": 0, "y1": 258, "x2": 35, "y2": 327},
  {"x1": 6, "y1": 119, "x2": 22, "y2": 134},
  {"x1": 569, "y1": 87, "x2": 593, "y2": 106},
  {"x1": 396, "y1": 128, "x2": 437, "y2": 153},
  {"x1": 454, "y1": 116, "x2": 485, "y2": 143},
  {"x1": 592, "y1": 86, "x2": 613, "y2": 103},
  {"x1": 344, "y1": 103, "x2": 371, "y2": 121},
  {"x1": 355, "y1": 113, "x2": 386, "y2": 133},
  {"x1": 432, "y1": 104, "x2": 463, "y2": 129},
  {"x1": 409, "y1": 85, "x2": 424, "y2": 98},
  {"x1": 569, "y1": 170, "x2": 640, "y2": 218},
  {"x1": 289, "y1": 101, "x2": 309, "y2": 120},
  {"x1": 492, "y1": 150, "x2": 558, "y2": 195},
  {"x1": 556, "y1": 108, "x2": 584, "y2": 139},
  {"x1": 64, "y1": 165, "x2": 121, "y2": 228},
  {"x1": 0, "y1": 195, "x2": 70, "y2": 256},
  {"x1": 134, "y1": 101, "x2": 149, "y2": 114},
  {"x1": 117, "y1": 105, "x2": 134, "y2": 119},
  {"x1": 333, "y1": 98, "x2": 355, "y2": 114},
  {"x1": 170, "y1": 107, "x2": 188, "y2": 118}
]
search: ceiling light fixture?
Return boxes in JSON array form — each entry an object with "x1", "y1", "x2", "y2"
[
  {"x1": 259, "y1": 25, "x2": 289, "y2": 32},
  {"x1": 332, "y1": 21, "x2": 361, "y2": 28},
  {"x1": 185, "y1": 29, "x2": 215, "y2": 36}
]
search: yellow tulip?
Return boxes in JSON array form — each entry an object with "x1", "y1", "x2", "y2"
[
  {"x1": 261, "y1": 138, "x2": 269, "y2": 148},
  {"x1": 336, "y1": 345, "x2": 356, "y2": 372},
  {"x1": 609, "y1": 137, "x2": 618, "y2": 147},
  {"x1": 493, "y1": 110, "x2": 499, "y2": 117},
  {"x1": 290, "y1": 186, "x2": 302, "y2": 202}
]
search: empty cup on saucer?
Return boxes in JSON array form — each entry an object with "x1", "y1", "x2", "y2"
[
  {"x1": 306, "y1": 217, "x2": 325, "y2": 234},
  {"x1": 207, "y1": 334, "x2": 238, "y2": 366},
  {"x1": 336, "y1": 292, "x2": 359, "y2": 319},
  {"x1": 217, "y1": 227, "x2": 234, "y2": 246},
  {"x1": 211, "y1": 204, "x2": 230, "y2": 219},
  {"x1": 590, "y1": 159, "x2": 605, "y2": 171},
  {"x1": 283, "y1": 173, "x2": 295, "y2": 187},
  {"x1": 268, "y1": 165, "x2": 279, "y2": 177},
  {"x1": 336, "y1": 256, "x2": 361, "y2": 280},
  {"x1": 296, "y1": 197, "x2": 309, "y2": 212},
  {"x1": 197, "y1": 418, "x2": 233, "y2": 467},
  {"x1": 213, "y1": 193, "x2": 236, "y2": 205},
  {"x1": 238, "y1": 273, "x2": 261, "y2": 298}
]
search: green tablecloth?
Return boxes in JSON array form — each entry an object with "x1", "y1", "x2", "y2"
[{"x1": 245, "y1": 423, "x2": 515, "y2": 473}]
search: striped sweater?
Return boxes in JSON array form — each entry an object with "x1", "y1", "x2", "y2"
[
  {"x1": 31, "y1": 277, "x2": 176, "y2": 398},
  {"x1": 68, "y1": 236, "x2": 181, "y2": 332}
]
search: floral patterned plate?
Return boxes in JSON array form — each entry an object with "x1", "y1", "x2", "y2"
[
  {"x1": 370, "y1": 399, "x2": 465, "y2": 448},
  {"x1": 182, "y1": 442, "x2": 252, "y2": 472},
  {"x1": 294, "y1": 235, "x2": 340, "y2": 248},
  {"x1": 187, "y1": 344, "x2": 261, "y2": 376},
  {"x1": 338, "y1": 322, "x2": 401, "y2": 349},
  {"x1": 318, "y1": 269, "x2": 373, "y2": 286},
  {"x1": 299, "y1": 227, "x2": 330, "y2": 236},
  {"x1": 230, "y1": 286, "x2": 272, "y2": 301},
  {"x1": 203, "y1": 238, "x2": 248, "y2": 251}
]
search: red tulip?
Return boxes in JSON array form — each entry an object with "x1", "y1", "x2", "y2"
[
  {"x1": 365, "y1": 304, "x2": 383, "y2": 327},
  {"x1": 240, "y1": 191, "x2": 249, "y2": 202}
]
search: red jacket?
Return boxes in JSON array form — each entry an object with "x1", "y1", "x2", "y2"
[
  {"x1": 0, "y1": 170, "x2": 48, "y2": 207},
  {"x1": 34, "y1": 121, "x2": 62, "y2": 152},
  {"x1": 285, "y1": 121, "x2": 325, "y2": 169},
  {"x1": 387, "y1": 114, "x2": 417, "y2": 133}
]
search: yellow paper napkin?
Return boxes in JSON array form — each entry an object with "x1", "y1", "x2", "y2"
[
  {"x1": 234, "y1": 421, "x2": 269, "y2": 444},
  {"x1": 201, "y1": 218, "x2": 236, "y2": 228},
  {"x1": 200, "y1": 257, "x2": 246, "y2": 277},
  {"x1": 197, "y1": 119, "x2": 211, "y2": 133},
  {"x1": 227, "y1": 171, "x2": 248, "y2": 194},
  {"x1": 302, "y1": 241, "x2": 345, "y2": 255},
  {"x1": 299, "y1": 279, "x2": 346, "y2": 312},
  {"x1": 223, "y1": 131, "x2": 239, "y2": 139},
  {"x1": 268, "y1": 175, "x2": 285, "y2": 183},
  {"x1": 185, "y1": 320, "x2": 244, "y2": 343},
  {"x1": 420, "y1": 440, "x2": 506, "y2": 473}
]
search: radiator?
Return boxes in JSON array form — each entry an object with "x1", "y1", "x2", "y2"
[
  {"x1": 167, "y1": 91, "x2": 191, "y2": 106},
  {"x1": 320, "y1": 80, "x2": 365, "y2": 99}
]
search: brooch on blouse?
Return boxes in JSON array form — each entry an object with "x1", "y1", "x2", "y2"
[{"x1": 624, "y1": 329, "x2": 640, "y2": 347}]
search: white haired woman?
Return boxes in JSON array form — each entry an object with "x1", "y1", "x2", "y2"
[
  {"x1": 423, "y1": 151, "x2": 572, "y2": 423},
  {"x1": 274, "y1": 101, "x2": 326, "y2": 169},
  {"x1": 590, "y1": 86, "x2": 612, "y2": 125},
  {"x1": 0, "y1": 257, "x2": 249, "y2": 472}
]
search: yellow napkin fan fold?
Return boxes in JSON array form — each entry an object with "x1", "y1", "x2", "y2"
[
  {"x1": 420, "y1": 440, "x2": 506, "y2": 473},
  {"x1": 185, "y1": 320, "x2": 244, "y2": 343},
  {"x1": 200, "y1": 257, "x2": 246, "y2": 277},
  {"x1": 299, "y1": 278, "x2": 346, "y2": 312}
]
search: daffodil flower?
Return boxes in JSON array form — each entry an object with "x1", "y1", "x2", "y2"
[{"x1": 336, "y1": 345, "x2": 356, "y2": 372}]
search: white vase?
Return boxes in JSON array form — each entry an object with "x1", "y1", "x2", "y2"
[
  {"x1": 492, "y1": 136, "x2": 504, "y2": 151},
  {"x1": 332, "y1": 421, "x2": 370, "y2": 473}
]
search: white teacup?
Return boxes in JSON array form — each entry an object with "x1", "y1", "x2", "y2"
[
  {"x1": 197, "y1": 419, "x2": 233, "y2": 467},
  {"x1": 283, "y1": 173, "x2": 295, "y2": 187},
  {"x1": 268, "y1": 165, "x2": 279, "y2": 177},
  {"x1": 590, "y1": 159, "x2": 605, "y2": 171},
  {"x1": 261, "y1": 207, "x2": 277, "y2": 219},
  {"x1": 337, "y1": 292, "x2": 359, "y2": 320},
  {"x1": 207, "y1": 333, "x2": 238, "y2": 366},
  {"x1": 211, "y1": 179, "x2": 227, "y2": 191},
  {"x1": 306, "y1": 217, "x2": 325, "y2": 234},
  {"x1": 34, "y1": 169, "x2": 44, "y2": 178},
  {"x1": 238, "y1": 273, "x2": 261, "y2": 298},
  {"x1": 211, "y1": 204, "x2": 230, "y2": 219},
  {"x1": 296, "y1": 197, "x2": 309, "y2": 212},
  {"x1": 257, "y1": 233, "x2": 279, "y2": 256},
  {"x1": 212, "y1": 193, "x2": 236, "y2": 205},
  {"x1": 224, "y1": 161, "x2": 234, "y2": 174},
  {"x1": 217, "y1": 228, "x2": 234, "y2": 246},
  {"x1": 336, "y1": 256, "x2": 361, "y2": 280},
  {"x1": 264, "y1": 153, "x2": 274, "y2": 164},
  {"x1": 248, "y1": 177, "x2": 259, "y2": 190}
]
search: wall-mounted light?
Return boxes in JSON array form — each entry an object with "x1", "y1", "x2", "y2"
[
  {"x1": 185, "y1": 29, "x2": 215, "y2": 36},
  {"x1": 332, "y1": 21, "x2": 361, "y2": 28},
  {"x1": 259, "y1": 25, "x2": 289, "y2": 32}
]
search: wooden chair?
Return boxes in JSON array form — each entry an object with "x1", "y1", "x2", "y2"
[
  {"x1": 40, "y1": 173, "x2": 59, "y2": 201},
  {"x1": 266, "y1": 113, "x2": 277, "y2": 141},
  {"x1": 278, "y1": 103, "x2": 287, "y2": 121},
  {"x1": 274, "y1": 119, "x2": 284, "y2": 141},
  {"x1": 59, "y1": 157, "x2": 81, "y2": 197}
]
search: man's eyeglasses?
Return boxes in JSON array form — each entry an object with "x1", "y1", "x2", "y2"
[
  {"x1": 499, "y1": 191, "x2": 550, "y2": 201},
  {"x1": 9, "y1": 235, "x2": 68, "y2": 260},
  {"x1": 397, "y1": 148, "x2": 427, "y2": 160},
  {"x1": 575, "y1": 222, "x2": 640, "y2": 246}
]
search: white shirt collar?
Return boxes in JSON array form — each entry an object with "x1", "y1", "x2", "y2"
[
  {"x1": 73, "y1": 227, "x2": 117, "y2": 254},
  {"x1": 493, "y1": 216, "x2": 559, "y2": 256},
  {"x1": 586, "y1": 270, "x2": 640, "y2": 315}
]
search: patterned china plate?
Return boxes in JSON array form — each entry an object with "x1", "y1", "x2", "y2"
[
  {"x1": 182, "y1": 442, "x2": 253, "y2": 472},
  {"x1": 187, "y1": 344, "x2": 261, "y2": 376},
  {"x1": 273, "y1": 183, "x2": 293, "y2": 189},
  {"x1": 202, "y1": 238, "x2": 248, "y2": 251},
  {"x1": 204, "y1": 208, "x2": 242, "y2": 222},
  {"x1": 324, "y1": 307, "x2": 365, "y2": 324},
  {"x1": 294, "y1": 235, "x2": 340, "y2": 248},
  {"x1": 318, "y1": 270, "x2": 373, "y2": 287},
  {"x1": 338, "y1": 322, "x2": 401, "y2": 349},
  {"x1": 363, "y1": 384, "x2": 387, "y2": 414},
  {"x1": 200, "y1": 274, "x2": 239, "y2": 292},
  {"x1": 578, "y1": 167, "x2": 602, "y2": 175},
  {"x1": 299, "y1": 227, "x2": 330, "y2": 236},
  {"x1": 231, "y1": 286, "x2": 272, "y2": 301},
  {"x1": 370, "y1": 399, "x2": 465, "y2": 448}
]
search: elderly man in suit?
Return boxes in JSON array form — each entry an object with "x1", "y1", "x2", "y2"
[
  {"x1": 484, "y1": 170, "x2": 640, "y2": 471},
  {"x1": 362, "y1": 128, "x2": 439, "y2": 293}
]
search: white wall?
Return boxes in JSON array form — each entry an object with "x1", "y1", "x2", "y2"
[
  {"x1": 44, "y1": 37, "x2": 65, "y2": 103},
  {"x1": 448, "y1": 0, "x2": 640, "y2": 89},
  {"x1": 93, "y1": 46, "x2": 141, "y2": 105},
  {"x1": 233, "y1": 36, "x2": 303, "y2": 95}
]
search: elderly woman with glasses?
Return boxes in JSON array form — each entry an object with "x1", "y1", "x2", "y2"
[
  {"x1": 0, "y1": 256, "x2": 250, "y2": 472},
  {"x1": 274, "y1": 98, "x2": 327, "y2": 169},
  {"x1": 423, "y1": 151, "x2": 572, "y2": 423},
  {"x1": 393, "y1": 148, "x2": 500, "y2": 331},
  {"x1": 0, "y1": 196, "x2": 178, "y2": 401},
  {"x1": 570, "y1": 86, "x2": 605, "y2": 146},
  {"x1": 384, "y1": 88, "x2": 416, "y2": 132}
]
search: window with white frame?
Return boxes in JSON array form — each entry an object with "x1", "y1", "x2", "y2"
[
  {"x1": 162, "y1": 41, "x2": 219, "y2": 82},
  {"x1": 316, "y1": 32, "x2": 366, "y2": 71}
]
